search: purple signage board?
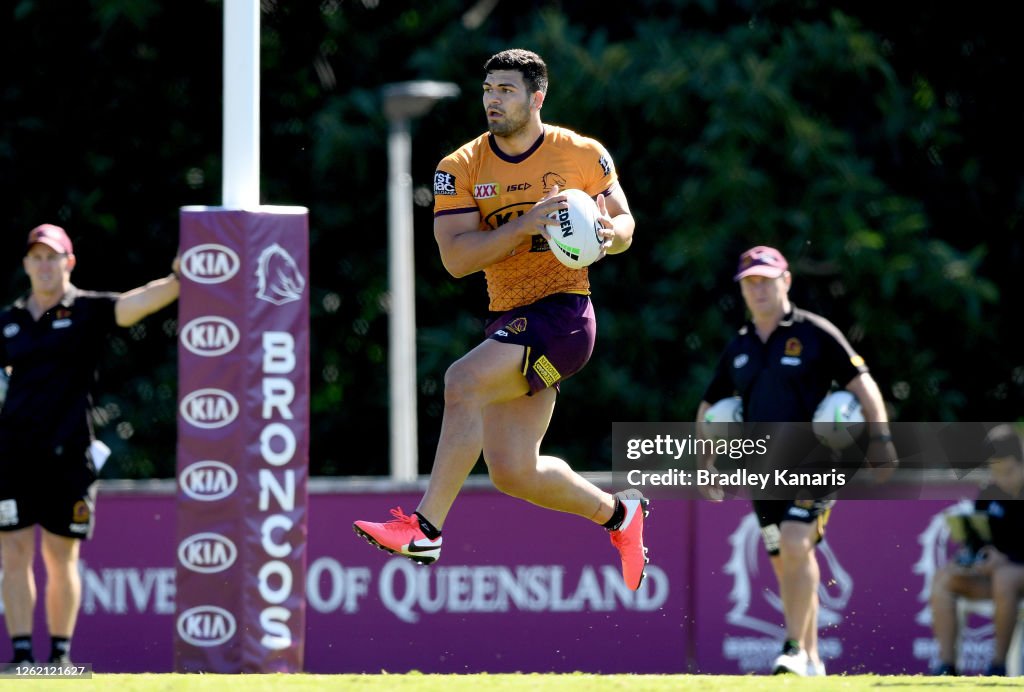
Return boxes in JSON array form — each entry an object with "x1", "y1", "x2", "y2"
[
  {"x1": 16, "y1": 483, "x2": 990, "y2": 674},
  {"x1": 303, "y1": 489, "x2": 692, "y2": 674},
  {"x1": 691, "y1": 497, "x2": 987, "y2": 674},
  {"x1": 174, "y1": 207, "x2": 311, "y2": 672}
]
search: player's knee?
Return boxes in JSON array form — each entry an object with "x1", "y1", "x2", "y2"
[
  {"x1": 0, "y1": 535, "x2": 34, "y2": 568},
  {"x1": 443, "y1": 361, "x2": 486, "y2": 406},
  {"x1": 487, "y1": 459, "x2": 529, "y2": 498},
  {"x1": 991, "y1": 568, "x2": 1022, "y2": 602},
  {"x1": 777, "y1": 530, "x2": 814, "y2": 559}
]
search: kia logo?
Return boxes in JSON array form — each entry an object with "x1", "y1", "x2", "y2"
[
  {"x1": 176, "y1": 605, "x2": 237, "y2": 647},
  {"x1": 181, "y1": 244, "x2": 240, "y2": 284},
  {"x1": 181, "y1": 316, "x2": 240, "y2": 357},
  {"x1": 178, "y1": 532, "x2": 238, "y2": 574},
  {"x1": 179, "y1": 389, "x2": 239, "y2": 429},
  {"x1": 179, "y1": 460, "x2": 238, "y2": 501}
]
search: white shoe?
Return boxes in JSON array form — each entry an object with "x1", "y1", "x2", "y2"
[
  {"x1": 806, "y1": 659, "x2": 826, "y2": 676},
  {"x1": 772, "y1": 641, "x2": 808, "y2": 676}
]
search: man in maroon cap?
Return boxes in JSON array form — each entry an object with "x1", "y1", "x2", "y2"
[
  {"x1": 696, "y1": 245, "x2": 897, "y2": 676},
  {"x1": 0, "y1": 224, "x2": 180, "y2": 670}
]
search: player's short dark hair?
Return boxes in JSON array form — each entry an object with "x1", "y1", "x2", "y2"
[
  {"x1": 484, "y1": 48, "x2": 548, "y2": 95},
  {"x1": 985, "y1": 424, "x2": 1024, "y2": 464}
]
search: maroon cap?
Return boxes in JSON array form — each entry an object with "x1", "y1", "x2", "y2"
[
  {"x1": 27, "y1": 224, "x2": 74, "y2": 255},
  {"x1": 734, "y1": 245, "x2": 788, "y2": 281}
]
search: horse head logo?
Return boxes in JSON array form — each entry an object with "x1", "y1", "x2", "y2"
[
  {"x1": 255, "y1": 243, "x2": 306, "y2": 306},
  {"x1": 725, "y1": 513, "x2": 853, "y2": 636}
]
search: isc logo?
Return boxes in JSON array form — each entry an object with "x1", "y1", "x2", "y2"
[
  {"x1": 176, "y1": 605, "x2": 237, "y2": 647},
  {"x1": 181, "y1": 316, "x2": 240, "y2": 357},
  {"x1": 179, "y1": 389, "x2": 239, "y2": 429},
  {"x1": 179, "y1": 460, "x2": 238, "y2": 501},
  {"x1": 181, "y1": 244, "x2": 240, "y2": 284},
  {"x1": 178, "y1": 532, "x2": 238, "y2": 574}
]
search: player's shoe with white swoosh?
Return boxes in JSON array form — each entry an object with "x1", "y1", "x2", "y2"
[
  {"x1": 608, "y1": 489, "x2": 650, "y2": 590},
  {"x1": 353, "y1": 507, "x2": 442, "y2": 565}
]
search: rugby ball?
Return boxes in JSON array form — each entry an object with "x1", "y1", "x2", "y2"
[
  {"x1": 545, "y1": 188, "x2": 604, "y2": 269},
  {"x1": 703, "y1": 396, "x2": 743, "y2": 440},
  {"x1": 705, "y1": 396, "x2": 743, "y2": 423},
  {"x1": 812, "y1": 390, "x2": 866, "y2": 450}
]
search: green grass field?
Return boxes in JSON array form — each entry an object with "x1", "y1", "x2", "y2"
[{"x1": 7, "y1": 673, "x2": 1022, "y2": 691}]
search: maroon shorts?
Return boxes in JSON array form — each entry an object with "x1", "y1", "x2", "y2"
[{"x1": 484, "y1": 293, "x2": 596, "y2": 394}]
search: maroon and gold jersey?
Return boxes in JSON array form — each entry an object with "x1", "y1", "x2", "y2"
[{"x1": 433, "y1": 125, "x2": 618, "y2": 312}]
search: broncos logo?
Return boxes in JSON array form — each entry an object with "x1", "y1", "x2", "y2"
[
  {"x1": 912, "y1": 500, "x2": 995, "y2": 673},
  {"x1": 542, "y1": 172, "x2": 567, "y2": 192},
  {"x1": 255, "y1": 243, "x2": 306, "y2": 306},
  {"x1": 725, "y1": 514, "x2": 852, "y2": 636},
  {"x1": 720, "y1": 513, "x2": 852, "y2": 671}
]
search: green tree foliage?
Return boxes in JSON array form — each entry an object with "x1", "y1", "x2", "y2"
[{"x1": 1, "y1": 1, "x2": 1018, "y2": 478}]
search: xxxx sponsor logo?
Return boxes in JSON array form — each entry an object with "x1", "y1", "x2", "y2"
[{"x1": 474, "y1": 182, "x2": 499, "y2": 199}]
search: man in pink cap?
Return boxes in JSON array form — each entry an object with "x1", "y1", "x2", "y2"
[
  {"x1": 0, "y1": 224, "x2": 181, "y2": 670},
  {"x1": 696, "y1": 245, "x2": 897, "y2": 676}
]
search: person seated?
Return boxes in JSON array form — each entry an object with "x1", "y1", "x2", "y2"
[{"x1": 929, "y1": 424, "x2": 1024, "y2": 676}]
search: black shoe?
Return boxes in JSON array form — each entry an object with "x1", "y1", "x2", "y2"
[
  {"x1": 984, "y1": 663, "x2": 1007, "y2": 676},
  {"x1": 931, "y1": 662, "x2": 957, "y2": 676}
]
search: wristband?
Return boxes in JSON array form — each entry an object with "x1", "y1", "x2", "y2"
[{"x1": 870, "y1": 434, "x2": 893, "y2": 443}]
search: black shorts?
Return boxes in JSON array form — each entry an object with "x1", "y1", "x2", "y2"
[
  {"x1": 0, "y1": 445, "x2": 98, "y2": 540},
  {"x1": 752, "y1": 498, "x2": 834, "y2": 557}
]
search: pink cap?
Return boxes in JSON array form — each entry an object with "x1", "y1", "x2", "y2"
[
  {"x1": 734, "y1": 245, "x2": 788, "y2": 281},
  {"x1": 27, "y1": 224, "x2": 74, "y2": 255}
]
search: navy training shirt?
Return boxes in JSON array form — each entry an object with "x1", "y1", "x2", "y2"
[
  {"x1": 0, "y1": 286, "x2": 119, "y2": 456},
  {"x1": 703, "y1": 306, "x2": 868, "y2": 423}
]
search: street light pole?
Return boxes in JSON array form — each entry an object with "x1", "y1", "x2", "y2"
[{"x1": 383, "y1": 81, "x2": 459, "y2": 483}]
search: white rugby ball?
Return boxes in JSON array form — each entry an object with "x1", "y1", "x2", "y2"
[
  {"x1": 703, "y1": 396, "x2": 743, "y2": 440},
  {"x1": 812, "y1": 390, "x2": 866, "y2": 450},
  {"x1": 705, "y1": 396, "x2": 743, "y2": 423},
  {"x1": 545, "y1": 188, "x2": 604, "y2": 269}
]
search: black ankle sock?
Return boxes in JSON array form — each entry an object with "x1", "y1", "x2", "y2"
[
  {"x1": 414, "y1": 512, "x2": 441, "y2": 540},
  {"x1": 49, "y1": 637, "x2": 71, "y2": 662},
  {"x1": 11, "y1": 635, "x2": 33, "y2": 663},
  {"x1": 603, "y1": 498, "x2": 626, "y2": 530}
]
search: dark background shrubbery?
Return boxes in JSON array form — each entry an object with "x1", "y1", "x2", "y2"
[{"x1": 2, "y1": 1, "x2": 1020, "y2": 478}]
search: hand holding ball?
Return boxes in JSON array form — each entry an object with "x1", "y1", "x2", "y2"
[
  {"x1": 812, "y1": 390, "x2": 866, "y2": 450},
  {"x1": 545, "y1": 189, "x2": 606, "y2": 269}
]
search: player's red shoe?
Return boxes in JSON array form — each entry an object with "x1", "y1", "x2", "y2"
[
  {"x1": 608, "y1": 489, "x2": 650, "y2": 590},
  {"x1": 353, "y1": 507, "x2": 442, "y2": 565}
]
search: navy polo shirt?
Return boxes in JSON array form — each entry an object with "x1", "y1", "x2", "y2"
[
  {"x1": 976, "y1": 484, "x2": 1024, "y2": 564},
  {"x1": 703, "y1": 306, "x2": 868, "y2": 423},
  {"x1": 0, "y1": 286, "x2": 118, "y2": 457}
]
